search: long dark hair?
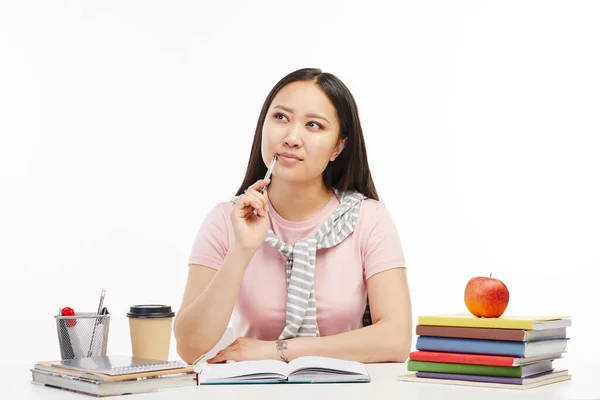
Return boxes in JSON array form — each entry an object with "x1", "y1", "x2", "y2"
[{"x1": 235, "y1": 68, "x2": 379, "y2": 200}]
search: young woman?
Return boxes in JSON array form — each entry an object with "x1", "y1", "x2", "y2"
[{"x1": 174, "y1": 68, "x2": 412, "y2": 365}]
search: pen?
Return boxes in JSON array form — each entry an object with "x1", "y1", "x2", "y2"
[
  {"x1": 258, "y1": 155, "x2": 277, "y2": 194},
  {"x1": 252, "y1": 156, "x2": 277, "y2": 216},
  {"x1": 88, "y1": 288, "x2": 106, "y2": 357},
  {"x1": 96, "y1": 288, "x2": 106, "y2": 316}
]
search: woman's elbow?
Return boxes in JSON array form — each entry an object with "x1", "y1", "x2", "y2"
[
  {"x1": 177, "y1": 342, "x2": 209, "y2": 365},
  {"x1": 385, "y1": 322, "x2": 412, "y2": 362},
  {"x1": 389, "y1": 341, "x2": 411, "y2": 363},
  {"x1": 174, "y1": 319, "x2": 211, "y2": 364},
  {"x1": 175, "y1": 326, "x2": 214, "y2": 365},
  {"x1": 173, "y1": 319, "x2": 188, "y2": 352}
]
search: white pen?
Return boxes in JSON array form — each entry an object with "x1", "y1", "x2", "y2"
[
  {"x1": 252, "y1": 155, "x2": 277, "y2": 216},
  {"x1": 259, "y1": 155, "x2": 278, "y2": 194},
  {"x1": 96, "y1": 288, "x2": 106, "y2": 316}
]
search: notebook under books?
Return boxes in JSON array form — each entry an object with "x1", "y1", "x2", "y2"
[
  {"x1": 52, "y1": 355, "x2": 188, "y2": 376},
  {"x1": 31, "y1": 368, "x2": 197, "y2": 397},
  {"x1": 195, "y1": 356, "x2": 370, "y2": 384},
  {"x1": 398, "y1": 369, "x2": 571, "y2": 390}
]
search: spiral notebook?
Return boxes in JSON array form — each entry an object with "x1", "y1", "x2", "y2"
[{"x1": 52, "y1": 355, "x2": 189, "y2": 376}]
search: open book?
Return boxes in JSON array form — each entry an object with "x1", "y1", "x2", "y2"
[{"x1": 195, "y1": 356, "x2": 370, "y2": 384}]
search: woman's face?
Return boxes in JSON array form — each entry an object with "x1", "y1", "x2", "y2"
[{"x1": 261, "y1": 81, "x2": 345, "y2": 185}]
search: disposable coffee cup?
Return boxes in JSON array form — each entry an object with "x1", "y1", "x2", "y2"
[{"x1": 127, "y1": 305, "x2": 175, "y2": 361}]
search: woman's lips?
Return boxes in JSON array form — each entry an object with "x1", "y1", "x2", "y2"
[{"x1": 277, "y1": 153, "x2": 302, "y2": 164}]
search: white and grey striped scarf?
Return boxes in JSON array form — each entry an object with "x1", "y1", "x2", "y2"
[{"x1": 232, "y1": 189, "x2": 372, "y2": 339}]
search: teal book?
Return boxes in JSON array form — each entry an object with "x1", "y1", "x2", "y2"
[
  {"x1": 195, "y1": 356, "x2": 370, "y2": 385},
  {"x1": 407, "y1": 360, "x2": 554, "y2": 378}
]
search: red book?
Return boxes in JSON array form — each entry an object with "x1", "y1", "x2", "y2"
[{"x1": 408, "y1": 350, "x2": 563, "y2": 366}]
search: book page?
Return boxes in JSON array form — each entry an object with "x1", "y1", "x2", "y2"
[
  {"x1": 288, "y1": 356, "x2": 367, "y2": 376},
  {"x1": 199, "y1": 360, "x2": 289, "y2": 380}
]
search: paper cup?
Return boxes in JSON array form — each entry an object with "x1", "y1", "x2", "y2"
[{"x1": 126, "y1": 305, "x2": 174, "y2": 361}]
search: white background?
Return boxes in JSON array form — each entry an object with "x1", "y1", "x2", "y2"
[{"x1": 1, "y1": 0, "x2": 598, "y2": 366}]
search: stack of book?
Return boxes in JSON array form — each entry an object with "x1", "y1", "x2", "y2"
[
  {"x1": 398, "y1": 314, "x2": 572, "y2": 390},
  {"x1": 30, "y1": 355, "x2": 198, "y2": 397}
]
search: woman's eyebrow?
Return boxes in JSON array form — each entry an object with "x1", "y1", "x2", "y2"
[{"x1": 273, "y1": 105, "x2": 330, "y2": 124}]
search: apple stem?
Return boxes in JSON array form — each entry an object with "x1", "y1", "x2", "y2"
[{"x1": 490, "y1": 273, "x2": 492, "y2": 278}]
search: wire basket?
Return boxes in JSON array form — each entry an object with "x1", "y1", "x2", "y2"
[{"x1": 55, "y1": 312, "x2": 110, "y2": 360}]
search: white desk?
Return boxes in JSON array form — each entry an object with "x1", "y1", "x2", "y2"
[{"x1": 12, "y1": 360, "x2": 599, "y2": 400}]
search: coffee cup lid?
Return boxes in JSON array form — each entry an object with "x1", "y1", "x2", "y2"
[{"x1": 126, "y1": 305, "x2": 174, "y2": 318}]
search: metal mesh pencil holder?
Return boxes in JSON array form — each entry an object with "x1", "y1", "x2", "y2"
[{"x1": 55, "y1": 312, "x2": 110, "y2": 360}]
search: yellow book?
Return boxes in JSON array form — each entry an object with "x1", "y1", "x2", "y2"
[{"x1": 418, "y1": 313, "x2": 572, "y2": 330}]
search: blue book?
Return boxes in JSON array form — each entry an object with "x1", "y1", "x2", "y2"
[{"x1": 416, "y1": 336, "x2": 568, "y2": 357}]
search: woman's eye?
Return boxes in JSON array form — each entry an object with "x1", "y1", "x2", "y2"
[
  {"x1": 307, "y1": 121, "x2": 323, "y2": 129},
  {"x1": 274, "y1": 112, "x2": 288, "y2": 122}
]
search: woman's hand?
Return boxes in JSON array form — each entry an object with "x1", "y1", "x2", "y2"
[
  {"x1": 206, "y1": 337, "x2": 277, "y2": 363},
  {"x1": 230, "y1": 178, "x2": 271, "y2": 252}
]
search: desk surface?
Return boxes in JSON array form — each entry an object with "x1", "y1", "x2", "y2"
[{"x1": 12, "y1": 359, "x2": 599, "y2": 400}]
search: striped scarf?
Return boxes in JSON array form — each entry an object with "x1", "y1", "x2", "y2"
[
  {"x1": 267, "y1": 190, "x2": 370, "y2": 339},
  {"x1": 232, "y1": 190, "x2": 372, "y2": 338}
]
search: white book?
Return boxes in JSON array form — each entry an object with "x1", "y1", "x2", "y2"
[
  {"x1": 52, "y1": 355, "x2": 188, "y2": 376},
  {"x1": 195, "y1": 356, "x2": 370, "y2": 384},
  {"x1": 31, "y1": 369, "x2": 197, "y2": 397}
]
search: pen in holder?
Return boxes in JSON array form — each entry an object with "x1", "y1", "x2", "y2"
[{"x1": 55, "y1": 312, "x2": 110, "y2": 360}]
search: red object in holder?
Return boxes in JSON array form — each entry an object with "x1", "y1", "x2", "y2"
[{"x1": 61, "y1": 307, "x2": 77, "y2": 327}]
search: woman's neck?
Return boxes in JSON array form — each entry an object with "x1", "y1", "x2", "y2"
[{"x1": 267, "y1": 178, "x2": 333, "y2": 222}]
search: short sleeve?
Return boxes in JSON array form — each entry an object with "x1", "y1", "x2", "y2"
[
  {"x1": 188, "y1": 203, "x2": 231, "y2": 270},
  {"x1": 361, "y1": 202, "x2": 406, "y2": 280}
]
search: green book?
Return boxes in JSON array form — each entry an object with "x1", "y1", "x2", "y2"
[{"x1": 407, "y1": 360, "x2": 553, "y2": 378}]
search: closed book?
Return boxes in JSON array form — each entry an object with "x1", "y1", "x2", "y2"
[
  {"x1": 34, "y1": 359, "x2": 194, "y2": 383},
  {"x1": 409, "y1": 351, "x2": 564, "y2": 366},
  {"x1": 398, "y1": 369, "x2": 572, "y2": 390},
  {"x1": 415, "y1": 325, "x2": 567, "y2": 341},
  {"x1": 407, "y1": 360, "x2": 553, "y2": 378},
  {"x1": 31, "y1": 369, "x2": 197, "y2": 397},
  {"x1": 414, "y1": 369, "x2": 569, "y2": 385},
  {"x1": 416, "y1": 336, "x2": 568, "y2": 358},
  {"x1": 418, "y1": 314, "x2": 571, "y2": 330}
]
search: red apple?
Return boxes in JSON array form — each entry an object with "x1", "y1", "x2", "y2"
[{"x1": 464, "y1": 274, "x2": 509, "y2": 318}]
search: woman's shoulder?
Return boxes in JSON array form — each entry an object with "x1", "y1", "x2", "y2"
[
  {"x1": 356, "y1": 197, "x2": 399, "y2": 233},
  {"x1": 358, "y1": 197, "x2": 391, "y2": 218},
  {"x1": 199, "y1": 200, "x2": 233, "y2": 228},
  {"x1": 214, "y1": 200, "x2": 234, "y2": 214}
]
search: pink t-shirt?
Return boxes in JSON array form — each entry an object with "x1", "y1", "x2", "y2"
[{"x1": 188, "y1": 193, "x2": 406, "y2": 340}]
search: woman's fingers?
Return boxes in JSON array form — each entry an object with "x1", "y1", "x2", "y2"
[
  {"x1": 240, "y1": 193, "x2": 262, "y2": 211},
  {"x1": 247, "y1": 178, "x2": 270, "y2": 192},
  {"x1": 206, "y1": 348, "x2": 237, "y2": 364},
  {"x1": 233, "y1": 179, "x2": 271, "y2": 218},
  {"x1": 244, "y1": 191, "x2": 268, "y2": 213},
  {"x1": 206, "y1": 352, "x2": 224, "y2": 364},
  {"x1": 242, "y1": 181, "x2": 270, "y2": 207},
  {"x1": 234, "y1": 192, "x2": 261, "y2": 212}
]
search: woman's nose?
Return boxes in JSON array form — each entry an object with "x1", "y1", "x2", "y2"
[{"x1": 283, "y1": 124, "x2": 301, "y2": 148}]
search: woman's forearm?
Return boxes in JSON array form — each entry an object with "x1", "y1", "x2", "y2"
[
  {"x1": 174, "y1": 245, "x2": 255, "y2": 363},
  {"x1": 283, "y1": 320, "x2": 412, "y2": 363}
]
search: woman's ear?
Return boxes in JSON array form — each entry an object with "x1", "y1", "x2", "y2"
[{"x1": 330, "y1": 137, "x2": 348, "y2": 162}]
